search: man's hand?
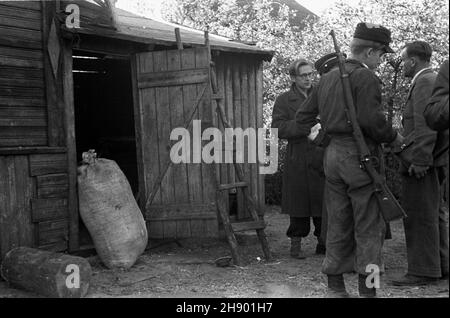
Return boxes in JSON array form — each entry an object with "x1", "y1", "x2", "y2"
[
  {"x1": 408, "y1": 164, "x2": 429, "y2": 179},
  {"x1": 390, "y1": 132, "x2": 405, "y2": 149},
  {"x1": 308, "y1": 123, "x2": 321, "y2": 141}
]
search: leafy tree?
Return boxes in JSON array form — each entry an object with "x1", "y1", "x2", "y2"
[
  {"x1": 160, "y1": 0, "x2": 448, "y2": 128},
  {"x1": 300, "y1": 0, "x2": 449, "y2": 128}
]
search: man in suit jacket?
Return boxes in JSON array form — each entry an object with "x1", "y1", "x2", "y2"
[
  {"x1": 424, "y1": 60, "x2": 449, "y2": 131},
  {"x1": 392, "y1": 42, "x2": 449, "y2": 286}
]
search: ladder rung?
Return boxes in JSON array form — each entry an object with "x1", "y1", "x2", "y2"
[
  {"x1": 212, "y1": 94, "x2": 224, "y2": 100},
  {"x1": 231, "y1": 220, "x2": 266, "y2": 232},
  {"x1": 218, "y1": 182, "x2": 248, "y2": 191}
]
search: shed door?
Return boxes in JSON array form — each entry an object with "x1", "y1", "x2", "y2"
[{"x1": 132, "y1": 47, "x2": 218, "y2": 239}]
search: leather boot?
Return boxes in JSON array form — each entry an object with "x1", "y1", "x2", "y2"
[
  {"x1": 290, "y1": 237, "x2": 306, "y2": 259},
  {"x1": 315, "y1": 238, "x2": 326, "y2": 255},
  {"x1": 358, "y1": 274, "x2": 377, "y2": 298},
  {"x1": 326, "y1": 275, "x2": 349, "y2": 298}
]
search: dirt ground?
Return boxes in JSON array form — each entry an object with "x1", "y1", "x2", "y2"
[{"x1": 0, "y1": 205, "x2": 448, "y2": 298}]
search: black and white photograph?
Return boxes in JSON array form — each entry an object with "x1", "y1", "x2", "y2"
[{"x1": 0, "y1": 0, "x2": 448, "y2": 302}]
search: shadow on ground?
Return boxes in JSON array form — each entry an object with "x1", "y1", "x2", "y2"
[{"x1": 0, "y1": 206, "x2": 448, "y2": 298}]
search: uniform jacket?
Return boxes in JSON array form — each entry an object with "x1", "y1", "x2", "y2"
[
  {"x1": 296, "y1": 59, "x2": 397, "y2": 147},
  {"x1": 403, "y1": 68, "x2": 447, "y2": 167},
  {"x1": 271, "y1": 84, "x2": 325, "y2": 217},
  {"x1": 425, "y1": 60, "x2": 449, "y2": 131}
]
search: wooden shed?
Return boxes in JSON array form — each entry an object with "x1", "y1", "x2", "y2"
[{"x1": 0, "y1": 0, "x2": 274, "y2": 261}]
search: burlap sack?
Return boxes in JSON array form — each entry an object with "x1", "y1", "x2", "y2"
[{"x1": 77, "y1": 157, "x2": 147, "y2": 269}]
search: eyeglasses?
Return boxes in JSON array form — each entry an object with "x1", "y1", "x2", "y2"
[{"x1": 296, "y1": 72, "x2": 315, "y2": 79}]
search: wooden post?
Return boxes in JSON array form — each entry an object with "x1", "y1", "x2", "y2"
[
  {"x1": 104, "y1": 0, "x2": 119, "y2": 30},
  {"x1": 1, "y1": 247, "x2": 92, "y2": 298},
  {"x1": 215, "y1": 191, "x2": 242, "y2": 266},
  {"x1": 175, "y1": 28, "x2": 183, "y2": 50},
  {"x1": 42, "y1": 0, "x2": 65, "y2": 147},
  {"x1": 62, "y1": 39, "x2": 79, "y2": 252}
]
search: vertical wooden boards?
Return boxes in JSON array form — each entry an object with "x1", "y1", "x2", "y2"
[
  {"x1": 0, "y1": 156, "x2": 34, "y2": 260},
  {"x1": 224, "y1": 55, "x2": 235, "y2": 190},
  {"x1": 135, "y1": 52, "x2": 162, "y2": 239},
  {"x1": 195, "y1": 48, "x2": 216, "y2": 206},
  {"x1": 240, "y1": 59, "x2": 251, "y2": 219},
  {"x1": 222, "y1": 54, "x2": 235, "y2": 220},
  {"x1": 137, "y1": 52, "x2": 162, "y2": 205},
  {"x1": 134, "y1": 48, "x2": 217, "y2": 239},
  {"x1": 153, "y1": 50, "x2": 173, "y2": 206},
  {"x1": 180, "y1": 48, "x2": 203, "y2": 204},
  {"x1": 248, "y1": 58, "x2": 259, "y2": 213},
  {"x1": 231, "y1": 57, "x2": 245, "y2": 219},
  {"x1": 214, "y1": 55, "x2": 228, "y2": 189},
  {"x1": 167, "y1": 50, "x2": 189, "y2": 204},
  {"x1": 213, "y1": 54, "x2": 265, "y2": 218},
  {"x1": 131, "y1": 53, "x2": 145, "y2": 209},
  {"x1": 167, "y1": 49, "x2": 189, "y2": 238},
  {"x1": 256, "y1": 61, "x2": 265, "y2": 214}
]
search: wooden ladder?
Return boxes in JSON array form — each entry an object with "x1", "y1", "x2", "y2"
[{"x1": 203, "y1": 32, "x2": 272, "y2": 266}]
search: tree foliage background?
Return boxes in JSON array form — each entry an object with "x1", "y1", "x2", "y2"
[{"x1": 159, "y1": 0, "x2": 449, "y2": 128}]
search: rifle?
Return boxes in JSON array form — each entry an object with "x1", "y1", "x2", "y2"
[
  {"x1": 329, "y1": 30, "x2": 407, "y2": 222},
  {"x1": 387, "y1": 58, "x2": 402, "y2": 127}
]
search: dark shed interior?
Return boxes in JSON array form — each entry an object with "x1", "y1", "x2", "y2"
[
  {"x1": 73, "y1": 50, "x2": 138, "y2": 194},
  {"x1": 73, "y1": 50, "x2": 138, "y2": 247}
]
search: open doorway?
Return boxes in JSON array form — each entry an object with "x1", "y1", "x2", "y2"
[{"x1": 72, "y1": 49, "x2": 139, "y2": 247}]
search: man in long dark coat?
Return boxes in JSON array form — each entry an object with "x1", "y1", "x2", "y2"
[
  {"x1": 392, "y1": 42, "x2": 449, "y2": 286},
  {"x1": 271, "y1": 59, "x2": 326, "y2": 259}
]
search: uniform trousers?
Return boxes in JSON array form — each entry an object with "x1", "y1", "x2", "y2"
[{"x1": 322, "y1": 137, "x2": 385, "y2": 275}]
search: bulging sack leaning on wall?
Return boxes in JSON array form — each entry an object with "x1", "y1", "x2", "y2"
[{"x1": 77, "y1": 151, "x2": 148, "y2": 269}]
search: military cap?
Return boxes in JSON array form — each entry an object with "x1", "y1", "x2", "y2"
[
  {"x1": 353, "y1": 22, "x2": 394, "y2": 53},
  {"x1": 314, "y1": 52, "x2": 347, "y2": 75}
]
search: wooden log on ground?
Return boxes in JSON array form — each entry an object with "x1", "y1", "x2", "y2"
[{"x1": 0, "y1": 247, "x2": 91, "y2": 298}]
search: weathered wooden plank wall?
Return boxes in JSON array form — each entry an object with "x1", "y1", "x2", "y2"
[
  {"x1": 0, "y1": 151, "x2": 70, "y2": 260},
  {"x1": 196, "y1": 47, "x2": 217, "y2": 237},
  {"x1": 0, "y1": 1, "x2": 72, "y2": 261},
  {"x1": 214, "y1": 53, "x2": 265, "y2": 218},
  {"x1": 134, "y1": 47, "x2": 218, "y2": 239},
  {"x1": 0, "y1": 1, "x2": 47, "y2": 147},
  {"x1": 26, "y1": 152, "x2": 70, "y2": 252},
  {"x1": 256, "y1": 62, "x2": 266, "y2": 214},
  {"x1": 0, "y1": 156, "x2": 35, "y2": 260}
]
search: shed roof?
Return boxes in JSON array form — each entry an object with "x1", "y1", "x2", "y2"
[
  {"x1": 119, "y1": 9, "x2": 273, "y2": 56},
  {"x1": 68, "y1": 3, "x2": 275, "y2": 60}
]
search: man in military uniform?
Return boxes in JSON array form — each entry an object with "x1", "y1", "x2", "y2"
[
  {"x1": 314, "y1": 53, "x2": 344, "y2": 76},
  {"x1": 299, "y1": 52, "x2": 343, "y2": 247},
  {"x1": 296, "y1": 23, "x2": 403, "y2": 297},
  {"x1": 271, "y1": 59, "x2": 326, "y2": 259},
  {"x1": 392, "y1": 42, "x2": 449, "y2": 286}
]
